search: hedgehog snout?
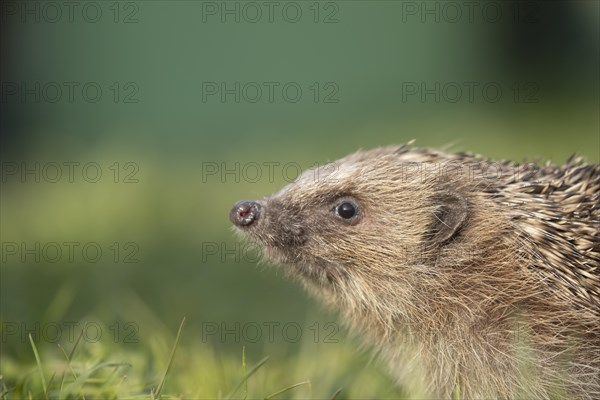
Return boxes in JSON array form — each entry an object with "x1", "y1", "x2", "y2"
[{"x1": 230, "y1": 200, "x2": 262, "y2": 227}]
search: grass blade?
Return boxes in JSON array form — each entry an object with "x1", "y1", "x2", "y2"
[
  {"x1": 264, "y1": 380, "x2": 310, "y2": 400},
  {"x1": 57, "y1": 344, "x2": 78, "y2": 380},
  {"x1": 154, "y1": 317, "x2": 186, "y2": 399},
  {"x1": 67, "y1": 328, "x2": 85, "y2": 361},
  {"x1": 226, "y1": 356, "x2": 270, "y2": 400},
  {"x1": 330, "y1": 388, "x2": 342, "y2": 400},
  {"x1": 453, "y1": 374, "x2": 461, "y2": 400},
  {"x1": 46, "y1": 372, "x2": 57, "y2": 393},
  {"x1": 28, "y1": 333, "x2": 48, "y2": 397},
  {"x1": 242, "y1": 346, "x2": 247, "y2": 400}
]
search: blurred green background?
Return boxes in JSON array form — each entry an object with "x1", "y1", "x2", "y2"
[{"x1": 1, "y1": 1, "x2": 598, "y2": 398}]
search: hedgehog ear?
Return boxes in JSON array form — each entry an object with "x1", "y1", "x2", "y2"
[{"x1": 427, "y1": 191, "x2": 468, "y2": 245}]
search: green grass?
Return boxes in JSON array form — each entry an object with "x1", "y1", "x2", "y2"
[{"x1": 1, "y1": 315, "x2": 406, "y2": 400}]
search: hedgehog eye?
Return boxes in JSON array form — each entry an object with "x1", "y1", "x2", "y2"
[{"x1": 337, "y1": 202, "x2": 356, "y2": 219}]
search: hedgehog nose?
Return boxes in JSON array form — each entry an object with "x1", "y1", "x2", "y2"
[{"x1": 230, "y1": 200, "x2": 261, "y2": 227}]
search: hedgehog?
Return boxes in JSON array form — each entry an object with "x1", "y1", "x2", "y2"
[{"x1": 229, "y1": 143, "x2": 600, "y2": 399}]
